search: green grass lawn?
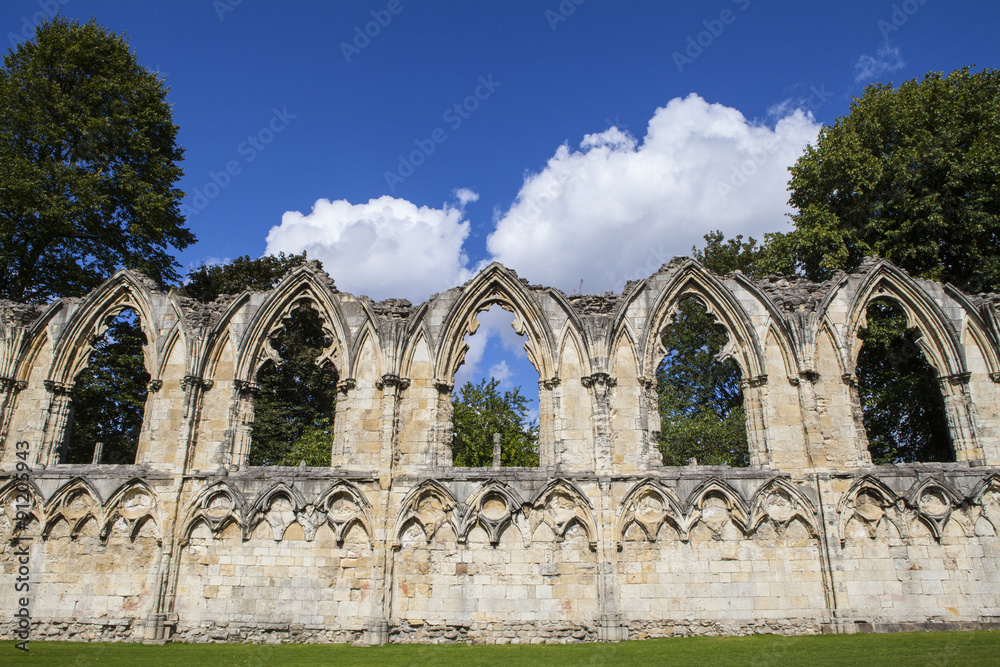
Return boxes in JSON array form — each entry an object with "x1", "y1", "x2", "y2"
[{"x1": 1, "y1": 630, "x2": 996, "y2": 666}]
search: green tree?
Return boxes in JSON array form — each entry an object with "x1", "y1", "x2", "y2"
[
  {"x1": 65, "y1": 309, "x2": 150, "y2": 465},
  {"x1": 181, "y1": 253, "x2": 313, "y2": 302},
  {"x1": 0, "y1": 17, "x2": 194, "y2": 303},
  {"x1": 784, "y1": 66, "x2": 1000, "y2": 293},
  {"x1": 656, "y1": 298, "x2": 748, "y2": 467},
  {"x1": 250, "y1": 305, "x2": 338, "y2": 467},
  {"x1": 452, "y1": 378, "x2": 539, "y2": 467},
  {"x1": 855, "y1": 301, "x2": 953, "y2": 464}
]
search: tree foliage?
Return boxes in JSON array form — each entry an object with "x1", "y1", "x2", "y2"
[
  {"x1": 184, "y1": 252, "x2": 335, "y2": 467},
  {"x1": 656, "y1": 298, "x2": 748, "y2": 467},
  {"x1": 855, "y1": 301, "x2": 953, "y2": 464},
  {"x1": 65, "y1": 309, "x2": 149, "y2": 465},
  {"x1": 784, "y1": 66, "x2": 1000, "y2": 293},
  {"x1": 452, "y1": 378, "x2": 539, "y2": 467},
  {"x1": 181, "y1": 252, "x2": 313, "y2": 302},
  {"x1": 0, "y1": 17, "x2": 193, "y2": 303},
  {"x1": 250, "y1": 306, "x2": 338, "y2": 466}
]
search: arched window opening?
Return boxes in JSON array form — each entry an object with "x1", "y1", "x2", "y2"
[
  {"x1": 249, "y1": 305, "x2": 338, "y2": 466},
  {"x1": 451, "y1": 305, "x2": 539, "y2": 467},
  {"x1": 656, "y1": 298, "x2": 749, "y2": 467},
  {"x1": 856, "y1": 300, "x2": 954, "y2": 464},
  {"x1": 64, "y1": 308, "x2": 149, "y2": 464}
]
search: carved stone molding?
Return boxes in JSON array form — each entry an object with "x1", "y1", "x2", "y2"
[
  {"x1": 939, "y1": 372, "x2": 971, "y2": 387},
  {"x1": 991, "y1": 372, "x2": 1000, "y2": 384},
  {"x1": 43, "y1": 380, "x2": 74, "y2": 395},
  {"x1": 841, "y1": 373, "x2": 857, "y2": 387},
  {"x1": 433, "y1": 379, "x2": 453, "y2": 393},
  {"x1": 180, "y1": 375, "x2": 214, "y2": 391},
  {"x1": 337, "y1": 378, "x2": 357, "y2": 394},
  {"x1": 0, "y1": 377, "x2": 28, "y2": 393},
  {"x1": 376, "y1": 374, "x2": 410, "y2": 391},
  {"x1": 582, "y1": 373, "x2": 616, "y2": 389},
  {"x1": 147, "y1": 379, "x2": 164, "y2": 392},
  {"x1": 539, "y1": 376, "x2": 561, "y2": 390},
  {"x1": 234, "y1": 379, "x2": 260, "y2": 396},
  {"x1": 746, "y1": 375, "x2": 768, "y2": 388}
]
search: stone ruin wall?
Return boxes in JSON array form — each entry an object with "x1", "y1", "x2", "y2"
[{"x1": 0, "y1": 257, "x2": 999, "y2": 644}]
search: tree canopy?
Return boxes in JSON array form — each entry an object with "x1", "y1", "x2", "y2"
[
  {"x1": 184, "y1": 252, "x2": 336, "y2": 467},
  {"x1": 250, "y1": 304, "x2": 338, "y2": 467},
  {"x1": 0, "y1": 17, "x2": 193, "y2": 303},
  {"x1": 65, "y1": 309, "x2": 149, "y2": 465},
  {"x1": 452, "y1": 378, "x2": 539, "y2": 467},
  {"x1": 656, "y1": 298, "x2": 749, "y2": 467},
  {"x1": 181, "y1": 252, "x2": 313, "y2": 302},
  {"x1": 783, "y1": 66, "x2": 1000, "y2": 293},
  {"x1": 855, "y1": 300, "x2": 953, "y2": 464}
]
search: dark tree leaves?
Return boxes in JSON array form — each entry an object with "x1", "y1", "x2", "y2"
[
  {"x1": 856, "y1": 301, "x2": 954, "y2": 464},
  {"x1": 656, "y1": 299, "x2": 748, "y2": 467},
  {"x1": 182, "y1": 253, "x2": 314, "y2": 302},
  {"x1": 250, "y1": 306, "x2": 338, "y2": 467},
  {"x1": 0, "y1": 17, "x2": 193, "y2": 303},
  {"x1": 452, "y1": 378, "x2": 539, "y2": 467},
  {"x1": 65, "y1": 310, "x2": 149, "y2": 464},
  {"x1": 786, "y1": 67, "x2": 1000, "y2": 293}
]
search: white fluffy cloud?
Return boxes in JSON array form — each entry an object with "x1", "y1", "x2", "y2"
[
  {"x1": 266, "y1": 95, "x2": 820, "y2": 301},
  {"x1": 486, "y1": 93, "x2": 821, "y2": 293},
  {"x1": 453, "y1": 306, "x2": 526, "y2": 389},
  {"x1": 264, "y1": 195, "x2": 472, "y2": 302}
]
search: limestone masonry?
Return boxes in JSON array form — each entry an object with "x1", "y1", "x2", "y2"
[{"x1": 1, "y1": 258, "x2": 999, "y2": 644}]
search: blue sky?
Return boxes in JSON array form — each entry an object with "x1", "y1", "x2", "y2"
[{"x1": 6, "y1": 0, "x2": 1000, "y2": 416}]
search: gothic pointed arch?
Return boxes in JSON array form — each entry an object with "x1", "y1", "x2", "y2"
[
  {"x1": 685, "y1": 477, "x2": 751, "y2": 536},
  {"x1": 48, "y1": 269, "x2": 161, "y2": 387},
  {"x1": 842, "y1": 260, "x2": 966, "y2": 379},
  {"x1": 100, "y1": 478, "x2": 160, "y2": 542},
  {"x1": 630, "y1": 259, "x2": 765, "y2": 381},
  {"x1": 42, "y1": 476, "x2": 102, "y2": 539},
  {"x1": 457, "y1": 480, "x2": 527, "y2": 545},
  {"x1": 182, "y1": 481, "x2": 246, "y2": 538},
  {"x1": 395, "y1": 480, "x2": 458, "y2": 544},
  {"x1": 617, "y1": 479, "x2": 686, "y2": 543},
  {"x1": 434, "y1": 263, "x2": 556, "y2": 384},
  {"x1": 837, "y1": 476, "x2": 907, "y2": 541},
  {"x1": 903, "y1": 477, "x2": 963, "y2": 540},
  {"x1": 317, "y1": 481, "x2": 373, "y2": 545},
  {"x1": 234, "y1": 264, "x2": 349, "y2": 384},
  {"x1": 748, "y1": 477, "x2": 819, "y2": 538}
]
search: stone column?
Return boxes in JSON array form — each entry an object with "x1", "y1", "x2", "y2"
[
  {"x1": 0, "y1": 376, "x2": 27, "y2": 455},
  {"x1": 582, "y1": 372, "x2": 626, "y2": 640},
  {"x1": 366, "y1": 373, "x2": 409, "y2": 645},
  {"x1": 432, "y1": 380, "x2": 453, "y2": 469},
  {"x1": 228, "y1": 380, "x2": 258, "y2": 469},
  {"x1": 938, "y1": 373, "x2": 981, "y2": 462},
  {"x1": 39, "y1": 380, "x2": 74, "y2": 467},
  {"x1": 583, "y1": 373, "x2": 616, "y2": 473},
  {"x1": 742, "y1": 375, "x2": 771, "y2": 468},
  {"x1": 841, "y1": 374, "x2": 873, "y2": 467},
  {"x1": 539, "y1": 376, "x2": 560, "y2": 467}
]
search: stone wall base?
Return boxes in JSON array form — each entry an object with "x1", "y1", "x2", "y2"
[{"x1": 5, "y1": 617, "x2": 1000, "y2": 645}]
